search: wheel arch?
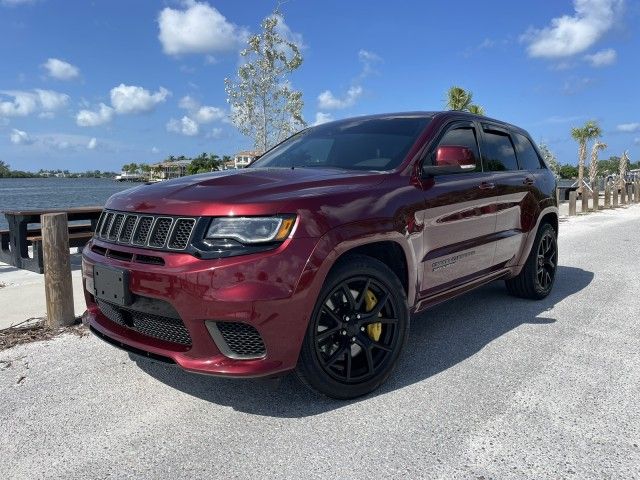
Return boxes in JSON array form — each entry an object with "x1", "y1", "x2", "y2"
[{"x1": 512, "y1": 206, "x2": 559, "y2": 271}]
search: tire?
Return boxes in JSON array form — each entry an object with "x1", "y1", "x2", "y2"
[
  {"x1": 295, "y1": 254, "x2": 409, "y2": 399},
  {"x1": 505, "y1": 223, "x2": 558, "y2": 300}
]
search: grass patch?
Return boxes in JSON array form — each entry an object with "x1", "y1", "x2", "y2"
[{"x1": 0, "y1": 317, "x2": 87, "y2": 351}]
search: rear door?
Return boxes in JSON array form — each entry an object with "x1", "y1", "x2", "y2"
[
  {"x1": 418, "y1": 121, "x2": 498, "y2": 296},
  {"x1": 479, "y1": 124, "x2": 532, "y2": 267}
]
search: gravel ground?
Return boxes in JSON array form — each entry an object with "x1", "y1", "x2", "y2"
[{"x1": 1, "y1": 205, "x2": 639, "y2": 479}]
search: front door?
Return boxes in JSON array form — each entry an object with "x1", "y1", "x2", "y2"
[{"x1": 418, "y1": 121, "x2": 498, "y2": 298}]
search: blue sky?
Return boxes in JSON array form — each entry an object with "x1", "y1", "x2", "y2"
[{"x1": 0, "y1": 0, "x2": 638, "y2": 172}]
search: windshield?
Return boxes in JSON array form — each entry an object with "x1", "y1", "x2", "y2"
[{"x1": 250, "y1": 116, "x2": 431, "y2": 171}]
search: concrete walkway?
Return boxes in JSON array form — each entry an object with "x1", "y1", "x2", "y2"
[{"x1": 0, "y1": 251, "x2": 86, "y2": 329}]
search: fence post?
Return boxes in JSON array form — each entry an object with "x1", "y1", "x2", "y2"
[
  {"x1": 569, "y1": 190, "x2": 577, "y2": 216},
  {"x1": 621, "y1": 183, "x2": 627, "y2": 204},
  {"x1": 604, "y1": 179, "x2": 611, "y2": 208},
  {"x1": 555, "y1": 186, "x2": 560, "y2": 206},
  {"x1": 42, "y1": 213, "x2": 75, "y2": 328},
  {"x1": 613, "y1": 182, "x2": 619, "y2": 207},
  {"x1": 581, "y1": 189, "x2": 589, "y2": 213},
  {"x1": 591, "y1": 179, "x2": 599, "y2": 211},
  {"x1": 635, "y1": 180, "x2": 640, "y2": 203}
]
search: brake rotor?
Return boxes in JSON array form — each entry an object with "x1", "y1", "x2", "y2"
[{"x1": 364, "y1": 289, "x2": 382, "y2": 342}]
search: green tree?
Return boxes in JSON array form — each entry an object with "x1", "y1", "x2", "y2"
[
  {"x1": 558, "y1": 164, "x2": 579, "y2": 179},
  {"x1": 0, "y1": 160, "x2": 10, "y2": 178},
  {"x1": 225, "y1": 7, "x2": 306, "y2": 153},
  {"x1": 570, "y1": 120, "x2": 601, "y2": 193},
  {"x1": 187, "y1": 153, "x2": 221, "y2": 175},
  {"x1": 445, "y1": 86, "x2": 485, "y2": 115}
]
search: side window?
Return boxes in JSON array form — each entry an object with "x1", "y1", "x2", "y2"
[
  {"x1": 436, "y1": 126, "x2": 480, "y2": 170},
  {"x1": 514, "y1": 133, "x2": 544, "y2": 170},
  {"x1": 482, "y1": 130, "x2": 518, "y2": 171}
]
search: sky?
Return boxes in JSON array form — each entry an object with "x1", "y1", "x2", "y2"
[{"x1": 0, "y1": 0, "x2": 638, "y2": 172}]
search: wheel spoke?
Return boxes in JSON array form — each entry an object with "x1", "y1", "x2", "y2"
[
  {"x1": 340, "y1": 283, "x2": 356, "y2": 311},
  {"x1": 321, "y1": 305, "x2": 342, "y2": 326},
  {"x1": 316, "y1": 325, "x2": 342, "y2": 343},
  {"x1": 375, "y1": 317, "x2": 398, "y2": 325},
  {"x1": 355, "y1": 278, "x2": 372, "y2": 310},
  {"x1": 345, "y1": 348, "x2": 353, "y2": 380},
  {"x1": 365, "y1": 291, "x2": 389, "y2": 318},
  {"x1": 324, "y1": 345, "x2": 347, "y2": 367}
]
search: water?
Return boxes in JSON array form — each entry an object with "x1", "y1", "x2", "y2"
[{"x1": 0, "y1": 178, "x2": 136, "y2": 230}]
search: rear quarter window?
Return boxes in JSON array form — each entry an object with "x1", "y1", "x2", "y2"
[{"x1": 514, "y1": 133, "x2": 544, "y2": 170}]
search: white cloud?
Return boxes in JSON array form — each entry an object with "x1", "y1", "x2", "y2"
[
  {"x1": 318, "y1": 86, "x2": 363, "y2": 110},
  {"x1": 166, "y1": 116, "x2": 199, "y2": 136},
  {"x1": 151, "y1": 146, "x2": 160, "y2": 154},
  {"x1": 87, "y1": 137, "x2": 97, "y2": 149},
  {"x1": 617, "y1": 122, "x2": 640, "y2": 132},
  {"x1": 9, "y1": 128, "x2": 33, "y2": 145},
  {"x1": 313, "y1": 112, "x2": 333, "y2": 125},
  {"x1": 357, "y1": 49, "x2": 382, "y2": 79},
  {"x1": 157, "y1": 1, "x2": 247, "y2": 55},
  {"x1": 35, "y1": 89, "x2": 69, "y2": 110},
  {"x1": 522, "y1": 0, "x2": 623, "y2": 58},
  {"x1": 208, "y1": 127, "x2": 224, "y2": 139},
  {"x1": 193, "y1": 105, "x2": 225, "y2": 124},
  {"x1": 42, "y1": 58, "x2": 80, "y2": 80},
  {"x1": 76, "y1": 103, "x2": 114, "y2": 127},
  {"x1": 584, "y1": 48, "x2": 617, "y2": 66},
  {"x1": 0, "y1": 89, "x2": 68, "y2": 117},
  {"x1": 110, "y1": 84, "x2": 170, "y2": 114},
  {"x1": 171, "y1": 95, "x2": 226, "y2": 136}
]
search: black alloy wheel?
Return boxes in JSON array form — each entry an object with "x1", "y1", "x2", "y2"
[{"x1": 296, "y1": 255, "x2": 409, "y2": 399}]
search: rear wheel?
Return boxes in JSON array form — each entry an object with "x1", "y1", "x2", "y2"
[
  {"x1": 296, "y1": 255, "x2": 409, "y2": 399},
  {"x1": 506, "y1": 223, "x2": 558, "y2": 300}
]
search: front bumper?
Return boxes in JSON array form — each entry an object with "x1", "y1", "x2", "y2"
[{"x1": 82, "y1": 235, "x2": 321, "y2": 377}]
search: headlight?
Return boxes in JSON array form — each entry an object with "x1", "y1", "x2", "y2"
[{"x1": 204, "y1": 215, "x2": 296, "y2": 245}]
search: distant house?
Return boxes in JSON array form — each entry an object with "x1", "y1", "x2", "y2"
[
  {"x1": 150, "y1": 160, "x2": 192, "y2": 180},
  {"x1": 233, "y1": 150, "x2": 260, "y2": 169}
]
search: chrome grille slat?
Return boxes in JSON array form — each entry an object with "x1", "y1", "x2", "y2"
[
  {"x1": 132, "y1": 216, "x2": 154, "y2": 246},
  {"x1": 118, "y1": 215, "x2": 138, "y2": 243},
  {"x1": 95, "y1": 210, "x2": 196, "y2": 251},
  {"x1": 108, "y1": 213, "x2": 125, "y2": 241},
  {"x1": 168, "y1": 218, "x2": 196, "y2": 250},
  {"x1": 147, "y1": 217, "x2": 173, "y2": 248}
]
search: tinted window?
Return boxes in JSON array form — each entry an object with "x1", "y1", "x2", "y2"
[
  {"x1": 514, "y1": 133, "x2": 543, "y2": 170},
  {"x1": 483, "y1": 131, "x2": 518, "y2": 171},
  {"x1": 250, "y1": 117, "x2": 430, "y2": 171},
  {"x1": 437, "y1": 126, "x2": 480, "y2": 169}
]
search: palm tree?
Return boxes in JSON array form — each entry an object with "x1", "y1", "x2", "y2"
[
  {"x1": 467, "y1": 104, "x2": 485, "y2": 116},
  {"x1": 588, "y1": 141, "x2": 606, "y2": 184},
  {"x1": 445, "y1": 86, "x2": 485, "y2": 115},
  {"x1": 571, "y1": 120, "x2": 601, "y2": 194}
]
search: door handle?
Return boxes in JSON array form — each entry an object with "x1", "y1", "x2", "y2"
[
  {"x1": 479, "y1": 182, "x2": 495, "y2": 190},
  {"x1": 523, "y1": 177, "x2": 535, "y2": 186}
]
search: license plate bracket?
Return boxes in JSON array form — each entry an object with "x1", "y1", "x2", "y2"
[{"x1": 93, "y1": 264, "x2": 131, "y2": 306}]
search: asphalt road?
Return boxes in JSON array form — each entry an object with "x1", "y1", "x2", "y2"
[{"x1": 2, "y1": 205, "x2": 639, "y2": 479}]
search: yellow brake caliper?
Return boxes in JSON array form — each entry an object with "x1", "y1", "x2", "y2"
[{"x1": 364, "y1": 289, "x2": 382, "y2": 342}]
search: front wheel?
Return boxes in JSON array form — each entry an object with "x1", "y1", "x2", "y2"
[
  {"x1": 296, "y1": 255, "x2": 409, "y2": 399},
  {"x1": 506, "y1": 223, "x2": 558, "y2": 300}
]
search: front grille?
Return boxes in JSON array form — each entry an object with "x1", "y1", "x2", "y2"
[
  {"x1": 149, "y1": 218, "x2": 173, "y2": 247},
  {"x1": 97, "y1": 299, "x2": 192, "y2": 346},
  {"x1": 215, "y1": 322, "x2": 266, "y2": 358},
  {"x1": 94, "y1": 210, "x2": 196, "y2": 251},
  {"x1": 168, "y1": 219, "x2": 195, "y2": 250},
  {"x1": 132, "y1": 217, "x2": 153, "y2": 246}
]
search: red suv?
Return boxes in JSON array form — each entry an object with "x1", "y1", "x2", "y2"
[{"x1": 82, "y1": 112, "x2": 558, "y2": 399}]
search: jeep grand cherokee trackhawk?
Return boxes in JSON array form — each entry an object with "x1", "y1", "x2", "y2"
[{"x1": 82, "y1": 112, "x2": 558, "y2": 399}]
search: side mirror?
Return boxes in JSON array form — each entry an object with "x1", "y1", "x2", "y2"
[{"x1": 422, "y1": 145, "x2": 477, "y2": 176}]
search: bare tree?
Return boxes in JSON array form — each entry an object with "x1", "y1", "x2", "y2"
[
  {"x1": 619, "y1": 150, "x2": 629, "y2": 189},
  {"x1": 225, "y1": 7, "x2": 306, "y2": 153},
  {"x1": 588, "y1": 141, "x2": 607, "y2": 183}
]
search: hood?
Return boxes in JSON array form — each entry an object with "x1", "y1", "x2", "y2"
[{"x1": 106, "y1": 167, "x2": 387, "y2": 216}]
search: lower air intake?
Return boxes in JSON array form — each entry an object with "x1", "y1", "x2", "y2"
[
  {"x1": 207, "y1": 321, "x2": 266, "y2": 359},
  {"x1": 97, "y1": 299, "x2": 192, "y2": 346}
]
